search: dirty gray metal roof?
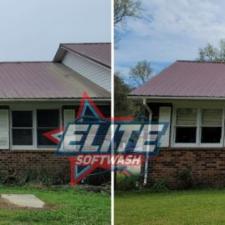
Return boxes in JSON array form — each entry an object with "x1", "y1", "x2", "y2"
[
  {"x1": 54, "y1": 43, "x2": 111, "y2": 68},
  {"x1": 131, "y1": 61, "x2": 225, "y2": 98},
  {"x1": 0, "y1": 62, "x2": 110, "y2": 99}
]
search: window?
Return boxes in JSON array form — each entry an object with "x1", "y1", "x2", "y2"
[
  {"x1": 12, "y1": 111, "x2": 33, "y2": 145},
  {"x1": 37, "y1": 109, "x2": 59, "y2": 146},
  {"x1": 201, "y1": 109, "x2": 222, "y2": 143},
  {"x1": 175, "y1": 108, "x2": 197, "y2": 143}
]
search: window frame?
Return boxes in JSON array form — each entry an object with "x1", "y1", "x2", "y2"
[
  {"x1": 173, "y1": 108, "x2": 198, "y2": 147},
  {"x1": 200, "y1": 108, "x2": 223, "y2": 147},
  {"x1": 36, "y1": 109, "x2": 60, "y2": 148},
  {"x1": 172, "y1": 107, "x2": 224, "y2": 148},
  {"x1": 10, "y1": 107, "x2": 62, "y2": 150}
]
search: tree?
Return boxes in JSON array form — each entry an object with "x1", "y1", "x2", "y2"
[
  {"x1": 198, "y1": 39, "x2": 225, "y2": 62},
  {"x1": 114, "y1": 0, "x2": 142, "y2": 44},
  {"x1": 114, "y1": 73, "x2": 134, "y2": 116},
  {"x1": 129, "y1": 60, "x2": 152, "y2": 87},
  {"x1": 114, "y1": 0, "x2": 141, "y2": 25}
]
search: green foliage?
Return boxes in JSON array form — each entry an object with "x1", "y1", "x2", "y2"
[
  {"x1": 0, "y1": 168, "x2": 70, "y2": 186},
  {"x1": 114, "y1": 74, "x2": 135, "y2": 116},
  {"x1": 84, "y1": 169, "x2": 111, "y2": 186},
  {"x1": 116, "y1": 174, "x2": 140, "y2": 191},
  {"x1": 198, "y1": 39, "x2": 225, "y2": 62},
  {"x1": 177, "y1": 168, "x2": 193, "y2": 189},
  {"x1": 150, "y1": 179, "x2": 169, "y2": 192},
  {"x1": 0, "y1": 186, "x2": 110, "y2": 225},
  {"x1": 114, "y1": 73, "x2": 149, "y2": 119},
  {"x1": 129, "y1": 60, "x2": 152, "y2": 87}
]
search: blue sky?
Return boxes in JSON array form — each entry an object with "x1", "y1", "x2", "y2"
[
  {"x1": 0, "y1": 0, "x2": 111, "y2": 61},
  {"x1": 115, "y1": 0, "x2": 225, "y2": 83}
]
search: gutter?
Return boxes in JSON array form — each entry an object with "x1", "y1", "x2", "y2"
[
  {"x1": 143, "y1": 98, "x2": 152, "y2": 186},
  {"x1": 128, "y1": 95, "x2": 225, "y2": 101},
  {"x1": 0, "y1": 98, "x2": 111, "y2": 103}
]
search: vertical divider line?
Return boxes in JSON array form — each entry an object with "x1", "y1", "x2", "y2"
[{"x1": 111, "y1": 0, "x2": 115, "y2": 225}]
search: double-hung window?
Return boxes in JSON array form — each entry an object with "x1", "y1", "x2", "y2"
[
  {"x1": 174, "y1": 108, "x2": 223, "y2": 146},
  {"x1": 12, "y1": 111, "x2": 33, "y2": 146},
  {"x1": 11, "y1": 109, "x2": 60, "y2": 148},
  {"x1": 175, "y1": 108, "x2": 197, "y2": 143},
  {"x1": 37, "y1": 109, "x2": 60, "y2": 147},
  {"x1": 201, "y1": 109, "x2": 222, "y2": 144}
]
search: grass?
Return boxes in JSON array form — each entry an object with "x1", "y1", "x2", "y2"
[
  {"x1": 0, "y1": 185, "x2": 110, "y2": 225},
  {"x1": 115, "y1": 189, "x2": 225, "y2": 225}
]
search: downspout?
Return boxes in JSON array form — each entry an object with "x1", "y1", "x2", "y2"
[{"x1": 142, "y1": 98, "x2": 152, "y2": 186}]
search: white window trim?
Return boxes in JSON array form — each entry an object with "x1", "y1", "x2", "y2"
[
  {"x1": 10, "y1": 107, "x2": 62, "y2": 151},
  {"x1": 172, "y1": 107, "x2": 224, "y2": 148}
]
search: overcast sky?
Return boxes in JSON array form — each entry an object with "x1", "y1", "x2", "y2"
[
  {"x1": 116, "y1": 0, "x2": 225, "y2": 82},
  {"x1": 0, "y1": 0, "x2": 111, "y2": 61}
]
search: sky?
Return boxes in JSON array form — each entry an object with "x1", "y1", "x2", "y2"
[
  {"x1": 0, "y1": 0, "x2": 111, "y2": 61},
  {"x1": 115, "y1": 0, "x2": 225, "y2": 83}
]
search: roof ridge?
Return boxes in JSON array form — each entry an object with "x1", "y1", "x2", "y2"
[
  {"x1": 0, "y1": 61, "x2": 53, "y2": 64},
  {"x1": 177, "y1": 60, "x2": 225, "y2": 64},
  {"x1": 61, "y1": 42, "x2": 110, "y2": 45}
]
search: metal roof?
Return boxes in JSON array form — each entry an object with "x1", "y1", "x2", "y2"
[
  {"x1": 0, "y1": 62, "x2": 110, "y2": 99},
  {"x1": 54, "y1": 43, "x2": 111, "y2": 68},
  {"x1": 131, "y1": 61, "x2": 225, "y2": 98}
]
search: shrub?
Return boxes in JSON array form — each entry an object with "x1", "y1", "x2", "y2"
[
  {"x1": 84, "y1": 169, "x2": 111, "y2": 186},
  {"x1": 150, "y1": 179, "x2": 169, "y2": 192},
  {"x1": 116, "y1": 174, "x2": 139, "y2": 191},
  {"x1": 177, "y1": 168, "x2": 193, "y2": 189}
]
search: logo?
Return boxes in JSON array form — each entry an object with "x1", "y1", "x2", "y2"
[{"x1": 44, "y1": 93, "x2": 168, "y2": 185}]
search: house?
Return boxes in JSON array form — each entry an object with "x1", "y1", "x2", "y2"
[
  {"x1": 131, "y1": 60, "x2": 225, "y2": 187},
  {"x1": 0, "y1": 42, "x2": 111, "y2": 184}
]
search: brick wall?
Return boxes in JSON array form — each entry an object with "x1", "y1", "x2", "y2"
[
  {"x1": 148, "y1": 148, "x2": 225, "y2": 188},
  {"x1": 0, "y1": 151, "x2": 69, "y2": 184}
]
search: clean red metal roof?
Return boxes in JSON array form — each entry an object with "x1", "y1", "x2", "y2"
[
  {"x1": 131, "y1": 61, "x2": 225, "y2": 98},
  {"x1": 59, "y1": 43, "x2": 111, "y2": 68},
  {"x1": 0, "y1": 62, "x2": 109, "y2": 99}
]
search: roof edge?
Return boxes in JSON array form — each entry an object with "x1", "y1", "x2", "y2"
[{"x1": 53, "y1": 42, "x2": 111, "y2": 68}]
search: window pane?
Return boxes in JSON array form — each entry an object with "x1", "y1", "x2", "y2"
[
  {"x1": 175, "y1": 127, "x2": 196, "y2": 143},
  {"x1": 201, "y1": 127, "x2": 221, "y2": 143},
  {"x1": 37, "y1": 110, "x2": 59, "y2": 127},
  {"x1": 176, "y1": 109, "x2": 197, "y2": 126},
  {"x1": 12, "y1": 111, "x2": 32, "y2": 127},
  {"x1": 12, "y1": 129, "x2": 32, "y2": 145},
  {"x1": 202, "y1": 109, "x2": 222, "y2": 126},
  {"x1": 37, "y1": 128, "x2": 57, "y2": 146}
]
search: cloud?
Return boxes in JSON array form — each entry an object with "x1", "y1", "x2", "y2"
[{"x1": 116, "y1": 0, "x2": 225, "y2": 80}]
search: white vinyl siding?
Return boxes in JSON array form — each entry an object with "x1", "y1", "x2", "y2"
[
  {"x1": 158, "y1": 107, "x2": 171, "y2": 147},
  {"x1": 0, "y1": 109, "x2": 9, "y2": 149},
  {"x1": 62, "y1": 52, "x2": 110, "y2": 91}
]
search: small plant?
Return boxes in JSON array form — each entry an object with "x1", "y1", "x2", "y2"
[
  {"x1": 150, "y1": 179, "x2": 169, "y2": 192},
  {"x1": 177, "y1": 168, "x2": 193, "y2": 189},
  {"x1": 116, "y1": 174, "x2": 139, "y2": 191}
]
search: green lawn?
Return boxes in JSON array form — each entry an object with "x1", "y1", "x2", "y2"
[
  {"x1": 0, "y1": 186, "x2": 110, "y2": 225},
  {"x1": 115, "y1": 189, "x2": 225, "y2": 225}
]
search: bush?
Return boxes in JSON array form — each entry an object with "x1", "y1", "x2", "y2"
[
  {"x1": 0, "y1": 167, "x2": 70, "y2": 186},
  {"x1": 150, "y1": 179, "x2": 169, "y2": 192},
  {"x1": 177, "y1": 168, "x2": 193, "y2": 189},
  {"x1": 116, "y1": 174, "x2": 139, "y2": 191},
  {"x1": 84, "y1": 169, "x2": 111, "y2": 186}
]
